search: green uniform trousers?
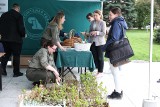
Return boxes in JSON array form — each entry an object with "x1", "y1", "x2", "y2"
[{"x1": 26, "y1": 68, "x2": 55, "y2": 82}]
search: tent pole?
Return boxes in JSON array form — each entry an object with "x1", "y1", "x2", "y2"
[
  {"x1": 142, "y1": 1, "x2": 160, "y2": 106},
  {"x1": 148, "y1": 0, "x2": 154, "y2": 100}
]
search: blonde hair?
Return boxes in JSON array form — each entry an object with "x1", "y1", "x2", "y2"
[
  {"x1": 50, "y1": 11, "x2": 65, "y2": 30},
  {"x1": 94, "y1": 10, "x2": 103, "y2": 19}
]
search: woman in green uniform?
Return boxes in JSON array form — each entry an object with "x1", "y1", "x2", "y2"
[
  {"x1": 41, "y1": 11, "x2": 66, "y2": 51},
  {"x1": 26, "y1": 40, "x2": 61, "y2": 85}
]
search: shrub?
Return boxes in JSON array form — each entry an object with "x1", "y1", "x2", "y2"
[
  {"x1": 20, "y1": 72, "x2": 109, "y2": 107},
  {"x1": 154, "y1": 28, "x2": 160, "y2": 44}
]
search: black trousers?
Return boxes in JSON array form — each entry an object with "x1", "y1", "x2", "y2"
[
  {"x1": 90, "y1": 42, "x2": 104, "y2": 73},
  {"x1": 1, "y1": 41, "x2": 22, "y2": 74}
]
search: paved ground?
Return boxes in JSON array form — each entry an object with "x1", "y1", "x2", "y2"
[{"x1": 0, "y1": 61, "x2": 160, "y2": 107}]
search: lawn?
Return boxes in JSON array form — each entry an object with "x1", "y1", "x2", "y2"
[{"x1": 127, "y1": 29, "x2": 160, "y2": 62}]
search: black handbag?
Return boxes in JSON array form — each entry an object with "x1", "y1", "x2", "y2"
[{"x1": 107, "y1": 24, "x2": 134, "y2": 66}]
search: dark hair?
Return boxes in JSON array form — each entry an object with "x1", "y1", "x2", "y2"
[
  {"x1": 46, "y1": 40, "x2": 55, "y2": 47},
  {"x1": 41, "y1": 39, "x2": 55, "y2": 48},
  {"x1": 110, "y1": 7, "x2": 122, "y2": 16},
  {"x1": 86, "y1": 13, "x2": 93, "y2": 19},
  {"x1": 12, "y1": 3, "x2": 20, "y2": 9}
]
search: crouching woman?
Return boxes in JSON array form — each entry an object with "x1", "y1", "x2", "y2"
[{"x1": 26, "y1": 40, "x2": 61, "y2": 85}]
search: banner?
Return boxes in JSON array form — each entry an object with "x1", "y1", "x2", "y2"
[{"x1": 9, "y1": 0, "x2": 101, "y2": 55}]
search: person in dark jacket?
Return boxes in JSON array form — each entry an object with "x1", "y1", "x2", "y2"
[
  {"x1": 102, "y1": 7, "x2": 128, "y2": 99},
  {"x1": 0, "y1": 3, "x2": 25, "y2": 77}
]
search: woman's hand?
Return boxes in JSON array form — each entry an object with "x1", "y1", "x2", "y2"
[
  {"x1": 56, "y1": 76, "x2": 61, "y2": 85},
  {"x1": 57, "y1": 42, "x2": 66, "y2": 51},
  {"x1": 60, "y1": 47, "x2": 66, "y2": 51},
  {"x1": 45, "y1": 65, "x2": 61, "y2": 85},
  {"x1": 90, "y1": 31, "x2": 97, "y2": 36},
  {"x1": 81, "y1": 32, "x2": 86, "y2": 35},
  {"x1": 81, "y1": 32, "x2": 90, "y2": 37}
]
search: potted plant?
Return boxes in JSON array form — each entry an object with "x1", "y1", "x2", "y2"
[{"x1": 19, "y1": 72, "x2": 109, "y2": 107}]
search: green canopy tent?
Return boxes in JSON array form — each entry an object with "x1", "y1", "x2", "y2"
[{"x1": 8, "y1": 0, "x2": 102, "y2": 55}]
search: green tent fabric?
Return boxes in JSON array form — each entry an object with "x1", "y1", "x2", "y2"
[{"x1": 9, "y1": 0, "x2": 101, "y2": 55}]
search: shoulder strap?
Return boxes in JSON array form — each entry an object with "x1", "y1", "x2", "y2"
[{"x1": 118, "y1": 23, "x2": 127, "y2": 39}]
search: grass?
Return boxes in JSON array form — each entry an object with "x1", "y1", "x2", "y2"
[{"x1": 127, "y1": 29, "x2": 160, "y2": 62}]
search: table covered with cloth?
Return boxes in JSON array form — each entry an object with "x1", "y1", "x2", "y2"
[{"x1": 56, "y1": 49, "x2": 95, "y2": 72}]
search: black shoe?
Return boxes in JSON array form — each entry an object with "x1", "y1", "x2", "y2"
[
  {"x1": 13, "y1": 72, "x2": 23, "y2": 77},
  {"x1": 107, "y1": 90, "x2": 123, "y2": 99},
  {"x1": 157, "y1": 79, "x2": 160, "y2": 83}
]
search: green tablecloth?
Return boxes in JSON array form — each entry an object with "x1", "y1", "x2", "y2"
[{"x1": 56, "y1": 49, "x2": 95, "y2": 71}]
